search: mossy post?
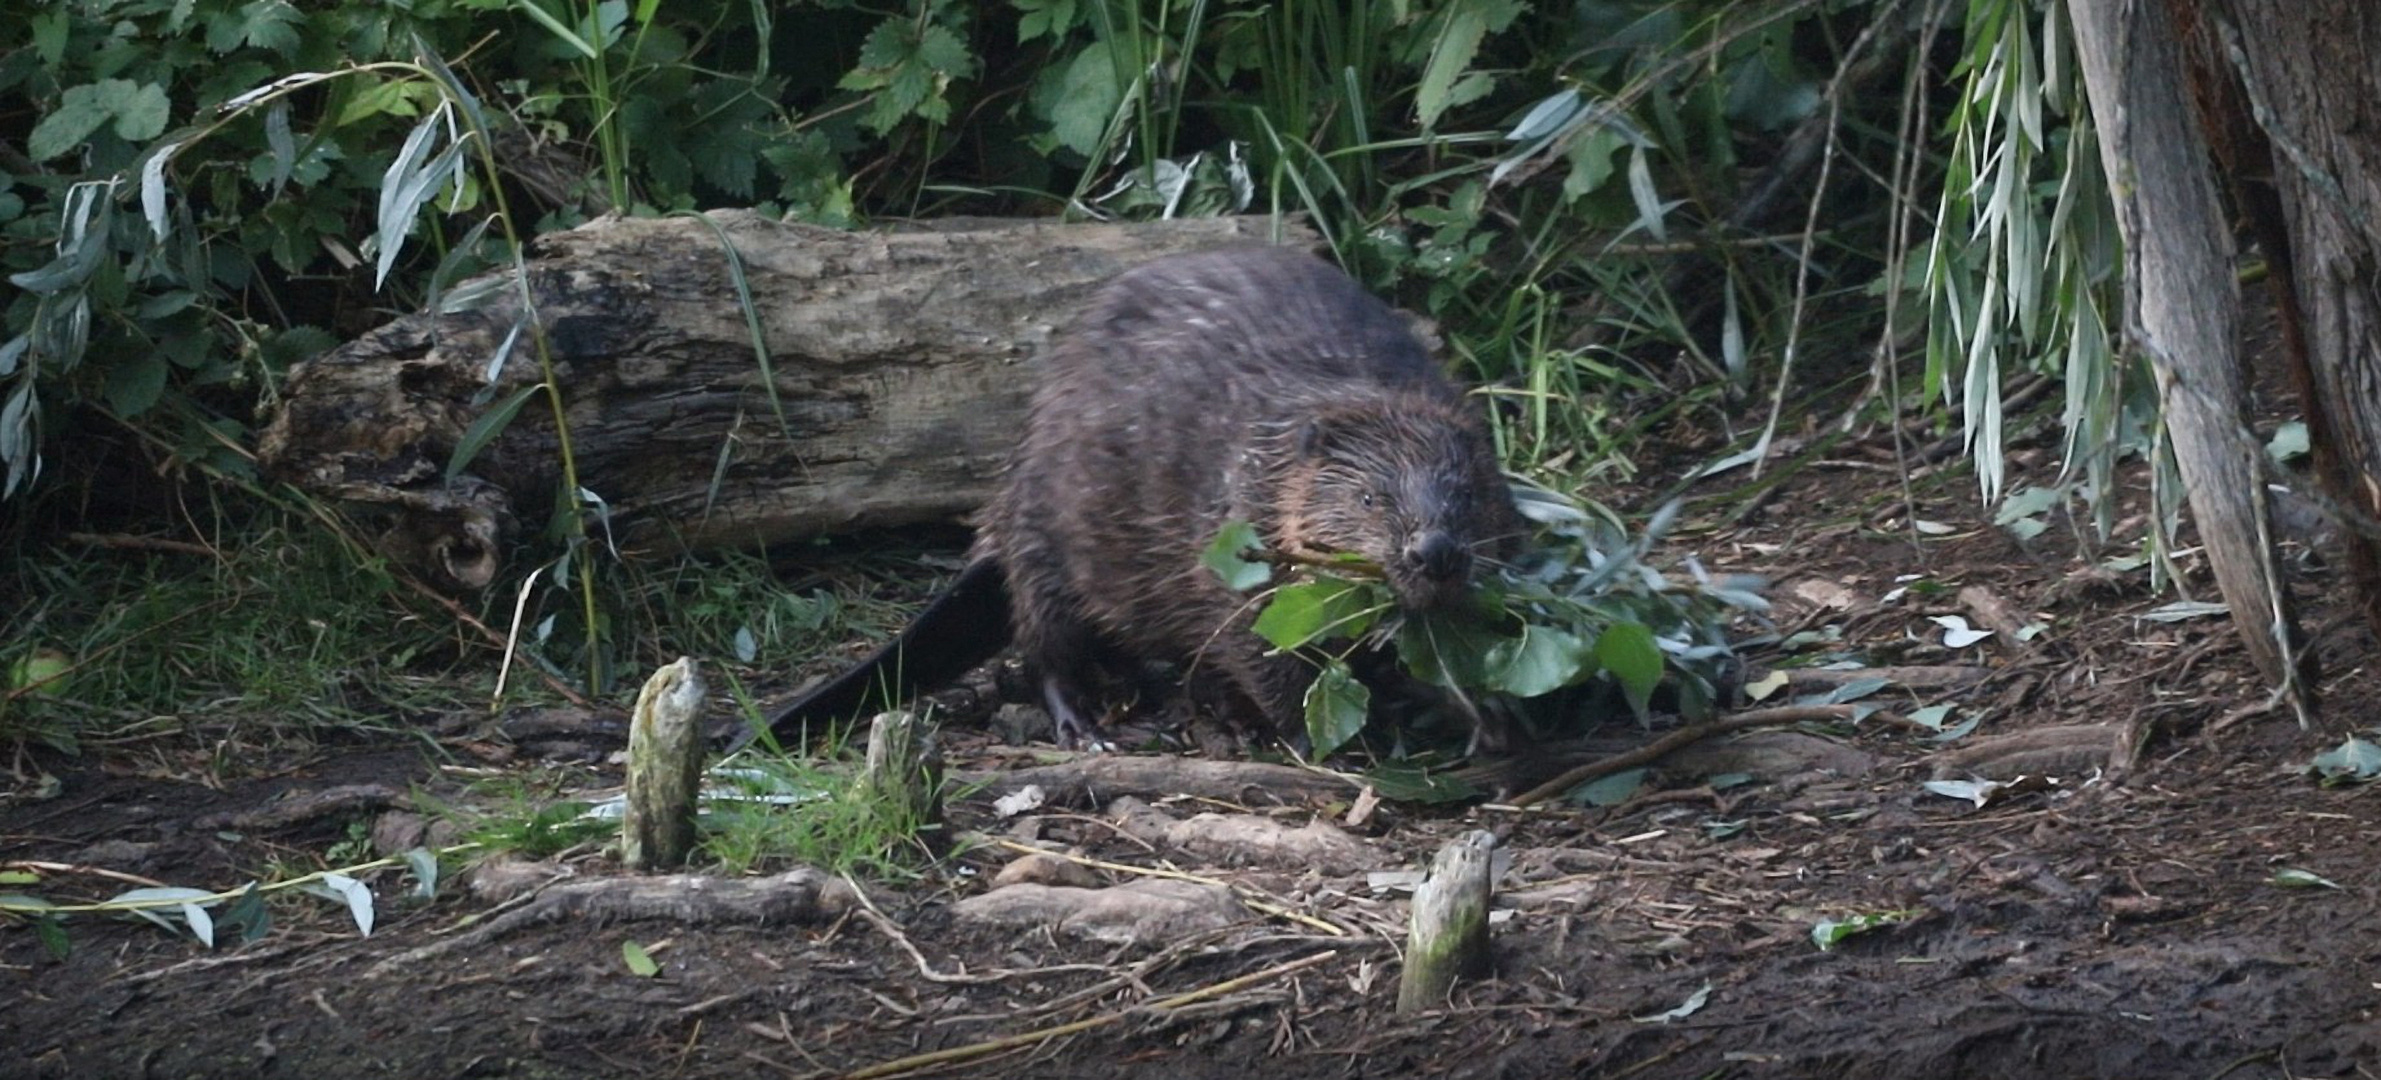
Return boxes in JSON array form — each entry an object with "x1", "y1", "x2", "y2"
[
  {"x1": 1397, "y1": 829, "x2": 1498, "y2": 1013},
  {"x1": 623, "y1": 657, "x2": 707, "y2": 871},
  {"x1": 859, "y1": 711, "x2": 940, "y2": 829}
]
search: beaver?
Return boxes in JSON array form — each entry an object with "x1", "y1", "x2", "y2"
[{"x1": 754, "y1": 246, "x2": 1519, "y2": 749}]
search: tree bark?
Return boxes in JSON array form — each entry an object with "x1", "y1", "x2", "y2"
[
  {"x1": 2195, "y1": 0, "x2": 2381, "y2": 645},
  {"x1": 256, "y1": 213, "x2": 1315, "y2": 589},
  {"x1": 2068, "y1": 0, "x2": 2308, "y2": 698}
]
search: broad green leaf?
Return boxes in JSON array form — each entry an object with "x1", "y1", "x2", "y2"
[
  {"x1": 1252, "y1": 578, "x2": 1381, "y2": 650},
  {"x1": 28, "y1": 84, "x2": 113, "y2": 160},
  {"x1": 1592, "y1": 621, "x2": 1662, "y2": 716},
  {"x1": 622, "y1": 939, "x2": 661, "y2": 976},
  {"x1": 1047, "y1": 47, "x2": 1121, "y2": 157},
  {"x1": 222, "y1": 882, "x2": 272, "y2": 943},
  {"x1": 1303, "y1": 660, "x2": 1370, "y2": 759},
  {"x1": 104, "y1": 352, "x2": 169, "y2": 417},
  {"x1": 1201, "y1": 521, "x2": 1271, "y2": 591},
  {"x1": 1485, "y1": 625, "x2": 1587, "y2": 697},
  {"x1": 1415, "y1": 0, "x2": 1521, "y2": 131},
  {"x1": 1570, "y1": 767, "x2": 1645, "y2": 807}
]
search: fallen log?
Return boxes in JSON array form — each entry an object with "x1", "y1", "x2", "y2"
[{"x1": 258, "y1": 212, "x2": 1316, "y2": 588}]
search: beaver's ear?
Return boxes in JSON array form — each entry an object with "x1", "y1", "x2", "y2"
[{"x1": 1296, "y1": 412, "x2": 1351, "y2": 460}]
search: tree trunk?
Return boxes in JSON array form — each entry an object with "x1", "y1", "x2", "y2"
[
  {"x1": 256, "y1": 213, "x2": 1315, "y2": 590},
  {"x1": 2068, "y1": 0, "x2": 2309, "y2": 701},
  {"x1": 2195, "y1": 0, "x2": 2381, "y2": 647}
]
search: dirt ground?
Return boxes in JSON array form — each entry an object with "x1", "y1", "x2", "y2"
[{"x1": 8, "y1": 382, "x2": 2381, "y2": 1080}]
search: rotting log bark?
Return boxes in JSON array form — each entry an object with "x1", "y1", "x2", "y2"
[
  {"x1": 2069, "y1": 1, "x2": 2308, "y2": 704},
  {"x1": 257, "y1": 213, "x2": 1316, "y2": 589}
]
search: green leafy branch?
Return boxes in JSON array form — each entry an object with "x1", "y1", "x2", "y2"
[{"x1": 1205, "y1": 484, "x2": 1767, "y2": 759}]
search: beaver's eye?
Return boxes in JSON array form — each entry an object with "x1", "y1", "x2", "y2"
[{"x1": 1359, "y1": 491, "x2": 1376, "y2": 508}]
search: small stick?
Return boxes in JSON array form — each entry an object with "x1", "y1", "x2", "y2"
[
  {"x1": 840, "y1": 951, "x2": 1338, "y2": 1080},
  {"x1": 1397, "y1": 830, "x2": 1498, "y2": 1014},
  {"x1": 1507, "y1": 706, "x2": 1886, "y2": 808},
  {"x1": 623, "y1": 657, "x2": 706, "y2": 871}
]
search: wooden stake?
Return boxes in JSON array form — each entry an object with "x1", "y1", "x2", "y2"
[
  {"x1": 623, "y1": 657, "x2": 706, "y2": 871},
  {"x1": 1397, "y1": 829, "x2": 1498, "y2": 1014}
]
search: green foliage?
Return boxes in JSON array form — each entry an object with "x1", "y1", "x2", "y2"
[
  {"x1": 701, "y1": 753, "x2": 946, "y2": 878},
  {"x1": 1923, "y1": 0, "x2": 2139, "y2": 524},
  {"x1": 1217, "y1": 483, "x2": 1766, "y2": 758},
  {"x1": 0, "y1": 507, "x2": 461, "y2": 751}
]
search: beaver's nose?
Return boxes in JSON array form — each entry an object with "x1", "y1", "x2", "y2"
[{"x1": 1403, "y1": 531, "x2": 1470, "y2": 581}]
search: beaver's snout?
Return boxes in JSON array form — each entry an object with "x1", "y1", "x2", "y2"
[{"x1": 1402, "y1": 530, "x2": 1472, "y2": 583}]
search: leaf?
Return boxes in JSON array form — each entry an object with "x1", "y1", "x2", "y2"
[
  {"x1": 1415, "y1": 0, "x2": 1522, "y2": 131},
  {"x1": 1570, "y1": 767, "x2": 1645, "y2": 807},
  {"x1": 2270, "y1": 867, "x2": 2340, "y2": 890},
  {"x1": 33, "y1": 915, "x2": 70, "y2": 960},
  {"x1": 319, "y1": 873, "x2": 374, "y2": 936},
  {"x1": 1485, "y1": 625, "x2": 1587, "y2": 697},
  {"x1": 140, "y1": 141, "x2": 181, "y2": 243},
  {"x1": 1303, "y1": 660, "x2": 1371, "y2": 759},
  {"x1": 1592, "y1": 621, "x2": 1662, "y2": 716},
  {"x1": 1624, "y1": 144, "x2": 1667, "y2": 242},
  {"x1": 374, "y1": 108, "x2": 465, "y2": 289},
  {"x1": 1743, "y1": 669, "x2": 1790, "y2": 702},
  {"x1": 446, "y1": 383, "x2": 541, "y2": 480},
  {"x1": 1560, "y1": 124, "x2": 1627, "y2": 202},
  {"x1": 104, "y1": 352, "x2": 169, "y2": 417},
  {"x1": 403, "y1": 847, "x2": 441, "y2": 901},
  {"x1": 1631, "y1": 983, "x2": 1711, "y2": 1023},
  {"x1": 1928, "y1": 615, "x2": 1994, "y2": 648},
  {"x1": 2308, "y1": 737, "x2": 2381, "y2": 784},
  {"x1": 1201, "y1": 521, "x2": 1272, "y2": 591},
  {"x1": 1920, "y1": 778, "x2": 1995, "y2": 807},
  {"x1": 1046, "y1": 47, "x2": 1122, "y2": 158},
  {"x1": 1906, "y1": 704, "x2": 1954, "y2": 730},
  {"x1": 1252, "y1": 578, "x2": 1381, "y2": 651},
  {"x1": 513, "y1": 0, "x2": 599, "y2": 58},
  {"x1": 263, "y1": 102, "x2": 296, "y2": 194},
  {"x1": 2265, "y1": 420, "x2": 2309, "y2": 463},
  {"x1": 622, "y1": 939, "x2": 661, "y2": 977},
  {"x1": 28, "y1": 84, "x2": 113, "y2": 160},
  {"x1": 221, "y1": 882, "x2": 272, "y2": 943},
  {"x1": 1814, "y1": 677, "x2": 1889, "y2": 705},
  {"x1": 181, "y1": 902, "x2": 216, "y2": 948},
  {"x1": 2137, "y1": 601, "x2": 2229, "y2": 623},
  {"x1": 1810, "y1": 910, "x2": 1911, "y2": 951}
]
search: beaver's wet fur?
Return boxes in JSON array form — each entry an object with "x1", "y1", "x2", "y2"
[{"x1": 755, "y1": 247, "x2": 1519, "y2": 749}]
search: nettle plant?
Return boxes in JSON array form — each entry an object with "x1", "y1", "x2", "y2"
[{"x1": 1205, "y1": 483, "x2": 1764, "y2": 758}]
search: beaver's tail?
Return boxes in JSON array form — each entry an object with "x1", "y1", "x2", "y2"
[{"x1": 731, "y1": 556, "x2": 1010, "y2": 751}]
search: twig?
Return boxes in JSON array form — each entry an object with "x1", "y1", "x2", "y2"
[
  {"x1": 1507, "y1": 707, "x2": 1887, "y2": 808},
  {"x1": 65, "y1": 532, "x2": 218, "y2": 557},
  {"x1": 391, "y1": 567, "x2": 594, "y2": 708},
  {"x1": 3, "y1": 860, "x2": 172, "y2": 890},
  {"x1": 839, "y1": 951, "x2": 1339, "y2": 1080}
]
